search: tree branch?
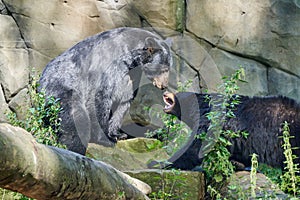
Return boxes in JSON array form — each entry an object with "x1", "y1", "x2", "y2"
[{"x1": 0, "y1": 123, "x2": 150, "y2": 200}]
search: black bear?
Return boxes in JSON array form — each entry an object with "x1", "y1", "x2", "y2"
[
  {"x1": 148, "y1": 91, "x2": 300, "y2": 170},
  {"x1": 39, "y1": 27, "x2": 172, "y2": 155}
]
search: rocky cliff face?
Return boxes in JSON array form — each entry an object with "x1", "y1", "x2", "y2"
[{"x1": 0, "y1": 0, "x2": 299, "y2": 124}]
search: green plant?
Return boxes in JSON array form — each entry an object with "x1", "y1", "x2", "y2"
[
  {"x1": 226, "y1": 179, "x2": 247, "y2": 200},
  {"x1": 149, "y1": 169, "x2": 189, "y2": 200},
  {"x1": 258, "y1": 122, "x2": 300, "y2": 199},
  {"x1": 280, "y1": 121, "x2": 300, "y2": 197},
  {"x1": 7, "y1": 70, "x2": 65, "y2": 148},
  {"x1": 206, "y1": 185, "x2": 222, "y2": 200},
  {"x1": 117, "y1": 191, "x2": 125, "y2": 200},
  {"x1": 201, "y1": 68, "x2": 248, "y2": 198},
  {"x1": 0, "y1": 188, "x2": 33, "y2": 200},
  {"x1": 250, "y1": 153, "x2": 258, "y2": 198}
]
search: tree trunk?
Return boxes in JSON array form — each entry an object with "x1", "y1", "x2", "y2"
[{"x1": 0, "y1": 123, "x2": 150, "y2": 200}]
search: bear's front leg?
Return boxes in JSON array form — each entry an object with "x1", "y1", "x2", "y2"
[{"x1": 108, "y1": 101, "x2": 131, "y2": 141}]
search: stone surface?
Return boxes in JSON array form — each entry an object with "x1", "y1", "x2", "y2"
[
  {"x1": 116, "y1": 138, "x2": 163, "y2": 153},
  {"x1": 8, "y1": 88, "x2": 29, "y2": 120},
  {"x1": 171, "y1": 33, "x2": 217, "y2": 92},
  {"x1": 86, "y1": 139, "x2": 205, "y2": 199},
  {"x1": 0, "y1": 0, "x2": 8, "y2": 15},
  {"x1": 0, "y1": 84, "x2": 9, "y2": 122},
  {"x1": 86, "y1": 138, "x2": 169, "y2": 171},
  {"x1": 125, "y1": 169, "x2": 205, "y2": 200},
  {"x1": 0, "y1": 15, "x2": 25, "y2": 48},
  {"x1": 0, "y1": 14, "x2": 29, "y2": 100},
  {"x1": 131, "y1": 0, "x2": 180, "y2": 30},
  {"x1": 209, "y1": 48, "x2": 268, "y2": 96},
  {"x1": 2, "y1": 0, "x2": 141, "y2": 71},
  {"x1": 0, "y1": 49, "x2": 29, "y2": 99},
  {"x1": 227, "y1": 171, "x2": 288, "y2": 199},
  {"x1": 186, "y1": 0, "x2": 300, "y2": 77},
  {"x1": 170, "y1": 55, "x2": 201, "y2": 92},
  {"x1": 269, "y1": 67, "x2": 300, "y2": 99}
]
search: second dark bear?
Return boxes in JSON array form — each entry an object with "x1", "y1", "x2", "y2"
[
  {"x1": 39, "y1": 27, "x2": 172, "y2": 155},
  {"x1": 149, "y1": 91, "x2": 300, "y2": 170}
]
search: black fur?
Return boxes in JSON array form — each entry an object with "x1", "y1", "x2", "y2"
[
  {"x1": 39, "y1": 27, "x2": 172, "y2": 154},
  {"x1": 149, "y1": 92, "x2": 300, "y2": 170}
]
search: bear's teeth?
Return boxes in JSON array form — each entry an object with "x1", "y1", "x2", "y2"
[{"x1": 165, "y1": 104, "x2": 171, "y2": 109}]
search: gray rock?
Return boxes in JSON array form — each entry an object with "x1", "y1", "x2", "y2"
[
  {"x1": 8, "y1": 88, "x2": 30, "y2": 121},
  {"x1": 0, "y1": 49, "x2": 29, "y2": 100},
  {"x1": 209, "y1": 48, "x2": 268, "y2": 96},
  {"x1": 2, "y1": 0, "x2": 141, "y2": 69},
  {"x1": 0, "y1": 15, "x2": 25, "y2": 48},
  {"x1": 186, "y1": 0, "x2": 300, "y2": 77},
  {"x1": 170, "y1": 54, "x2": 201, "y2": 93},
  {"x1": 0, "y1": 15, "x2": 29, "y2": 100},
  {"x1": 171, "y1": 33, "x2": 223, "y2": 92},
  {"x1": 86, "y1": 138, "x2": 169, "y2": 171},
  {"x1": 0, "y1": 84, "x2": 9, "y2": 122},
  {"x1": 0, "y1": 0, "x2": 7, "y2": 15},
  {"x1": 125, "y1": 169, "x2": 205, "y2": 200},
  {"x1": 130, "y1": 0, "x2": 180, "y2": 30},
  {"x1": 269, "y1": 67, "x2": 300, "y2": 100},
  {"x1": 227, "y1": 171, "x2": 288, "y2": 199}
]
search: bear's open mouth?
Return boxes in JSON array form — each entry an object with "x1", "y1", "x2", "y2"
[{"x1": 163, "y1": 91, "x2": 175, "y2": 112}]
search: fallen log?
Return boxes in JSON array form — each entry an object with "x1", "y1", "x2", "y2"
[{"x1": 0, "y1": 123, "x2": 150, "y2": 200}]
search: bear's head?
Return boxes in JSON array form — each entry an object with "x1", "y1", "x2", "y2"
[
  {"x1": 163, "y1": 91, "x2": 204, "y2": 129},
  {"x1": 141, "y1": 37, "x2": 172, "y2": 90},
  {"x1": 126, "y1": 37, "x2": 172, "y2": 90}
]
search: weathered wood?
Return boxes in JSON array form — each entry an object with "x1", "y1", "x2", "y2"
[{"x1": 0, "y1": 123, "x2": 150, "y2": 200}]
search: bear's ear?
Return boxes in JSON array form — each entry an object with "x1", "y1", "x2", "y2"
[
  {"x1": 144, "y1": 37, "x2": 172, "y2": 55},
  {"x1": 144, "y1": 37, "x2": 158, "y2": 48},
  {"x1": 144, "y1": 37, "x2": 162, "y2": 53}
]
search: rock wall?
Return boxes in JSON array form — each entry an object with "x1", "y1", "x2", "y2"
[{"x1": 0, "y1": 0, "x2": 299, "y2": 124}]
